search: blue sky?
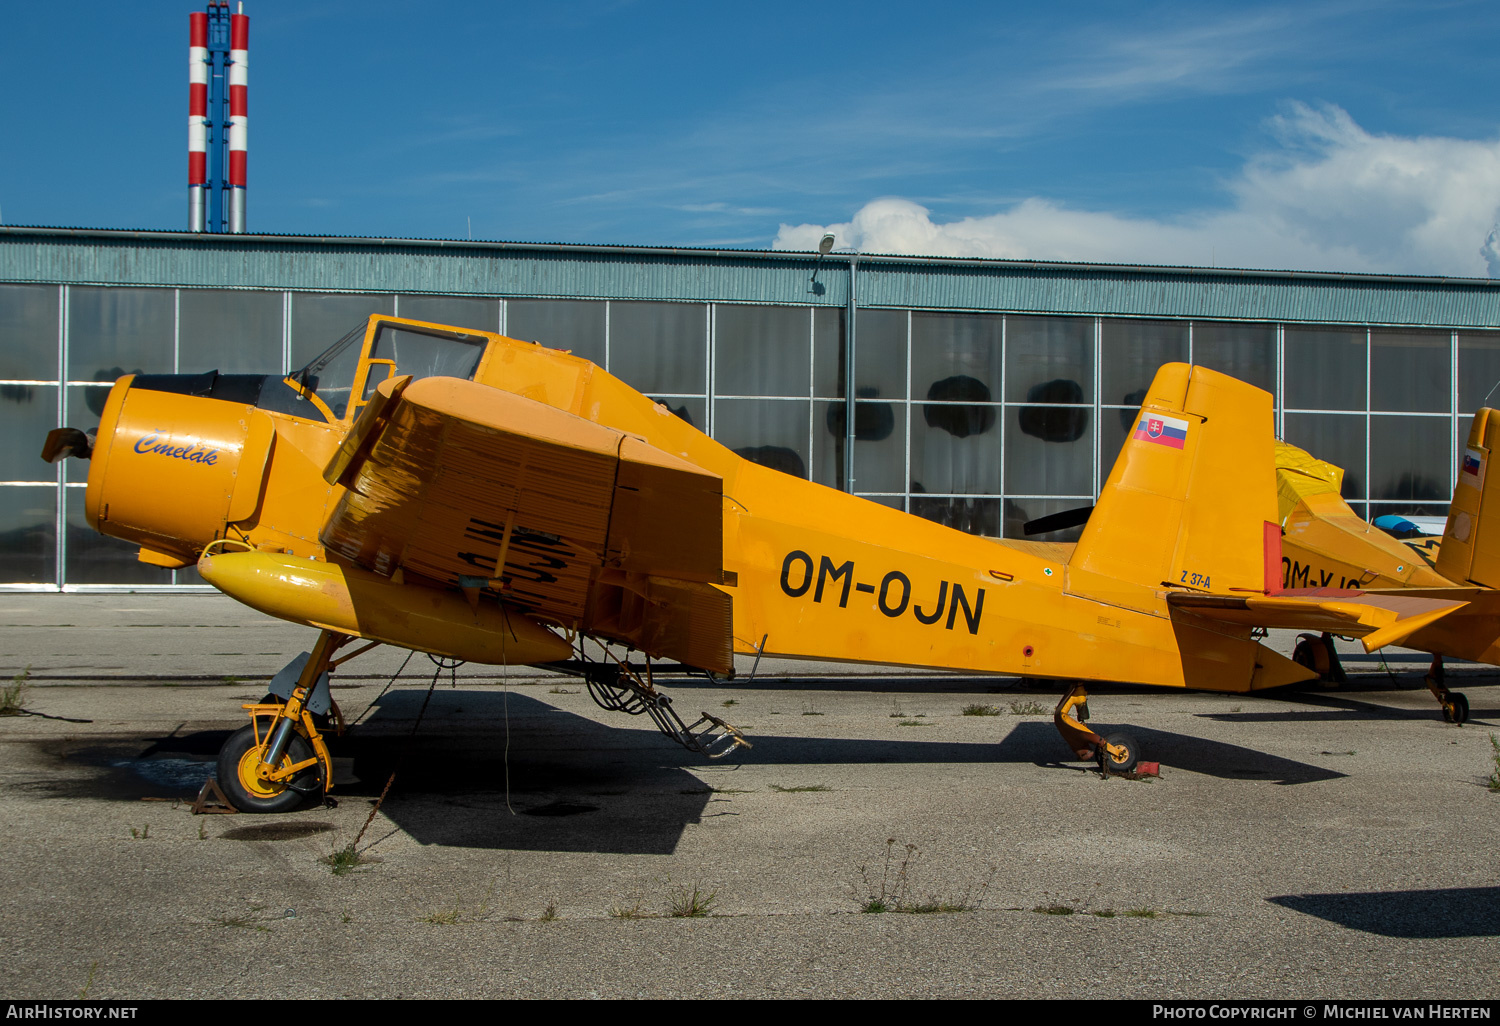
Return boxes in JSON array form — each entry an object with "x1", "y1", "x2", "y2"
[{"x1": 3, "y1": 1, "x2": 1500, "y2": 274}]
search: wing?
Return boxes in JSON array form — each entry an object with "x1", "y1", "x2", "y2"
[{"x1": 319, "y1": 375, "x2": 733, "y2": 673}]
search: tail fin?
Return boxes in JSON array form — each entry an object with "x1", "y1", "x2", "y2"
[
  {"x1": 1436, "y1": 408, "x2": 1500, "y2": 588},
  {"x1": 1067, "y1": 363, "x2": 1279, "y2": 611}
]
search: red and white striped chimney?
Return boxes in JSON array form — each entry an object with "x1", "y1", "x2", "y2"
[
  {"x1": 227, "y1": 5, "x2": 248, "y2": 233},
  {"x1": 188, "y1": 11, "x2": 209, "y2": 231}
]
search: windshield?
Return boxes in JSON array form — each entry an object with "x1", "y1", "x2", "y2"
[
  {"x1": 292, "y1": 323, "x2": 366, "y2": 420},
  {"x1": 361, "y1": 325, "x2": 485, "y2": 400}
]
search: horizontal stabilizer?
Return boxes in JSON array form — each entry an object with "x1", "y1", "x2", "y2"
[{"x1": 1168, "y1": 589, "x2": 1471, "y2": 651}]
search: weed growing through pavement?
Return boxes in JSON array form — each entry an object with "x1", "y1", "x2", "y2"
[
  {"x1": 197, "y1": 821, "x2": 207, "y2": 840},
  {"x1": 212, "y1": 914, "x2": 268, "y2": 932},
  {"x1": 539, "y1": 903, "x2": 559, "y2": 922},
  {"x1": 666, "y1": 881, "x2": 717, "y2": 918},
  {"x1": 1488, "y1": 735, "x2": 1500, "y2": 792},
  {"x1": 768, "y1": 784, "x2": 831, "y2": 793},
  {"x1": 1009, "y1": 700, "x2": 1048, "y2": 716},
  {"x1": 900, "y1": 719, "x2": 935, "y2": 727},
  {"x1": 1, "y1": 666, "x2": 30, "y2": 715},
  {"x1": 421, "y1": 907, "x2": 462, "y2": 925},
  {"x1": 1126, "y1": 908, "x2": 1158, "y2": 918},
  {"x1": 129, "y1": 824, "x2": 150, "y2": 839},
  {"x1": 609, "y1": 901, "x2": 652, "y2": 919},
  {"x1": 547, "y1": 686, "x2": 577, "y2": 695},
  {"x1": 1034, "y1": 905, "x2": 1075, "y2": 915},
  {"x1": 77, "y1": 962, "x2": 97, "y2": 1000},
  {"x1": 961, "y1": 704, "x2": 1002, "y2": 716},
  {"x1": 323, "y1": 842, "x2": 375, "y2": 876},
  {"x1": 801, "y1": 698, "x2": 823, "y2": 716},
  {"x1": 856, "y1": 838, "x2": 994, "y2": 914},
  {"x1": 722, "y1": 699, "x2": 739, "y2": 707}
]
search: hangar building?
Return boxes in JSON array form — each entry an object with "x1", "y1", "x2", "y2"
[{"x1": 2, "y1": 225, "x2": 1498, "y2": 591}]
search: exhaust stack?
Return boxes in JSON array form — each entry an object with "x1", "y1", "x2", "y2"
[{"x1": 188, "y1": 3, "x2": 248, "y2": 233}]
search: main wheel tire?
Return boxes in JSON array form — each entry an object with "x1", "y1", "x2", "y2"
[
  {"x1": 216, "y1": 721, "x2": 321, "y2": 813},
  {"x1": 1100, "y1": 732, "x2": 1140, "y2": 775}
]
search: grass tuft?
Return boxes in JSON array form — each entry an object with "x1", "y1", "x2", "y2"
[
  {"x1": 609, "y1": 902, "x2": 653, "y2": 920},
  {"x1": 421, "y1": 907, "x2": 462, "y2": 925},
  {"x1": 666, "y1": 882, "x2": 717, "y2": 918},
  {"x1": 1125, "y1": 908, "x2": 1158, "y2": 919},
  {"x1": 961, "y1": 703, "x2": 1002, "y2": 716},
  {"x1": 323, "y1": 843, "x2": 373, "y2": 876},
  {"x1": 768, "y1": 784, "x2": 831, "y2": 793},
  {"x1": 0, "y1": 666, "x2": 30, "y2": 716},
  {"x1": 1034, "y1": 904, "x2": 1075, "y2": 915},
  {"x1": 539, "y1": 903, "x2": 559, "y2": 922},
  {"x1": 129, "y1": 824, "x2": 150, "y2": 840},
  {"x1": 1489, "y1": 735, "x2": 1500, "y2": 793},
  {"x1": 1009, "y1": 700, "x2": 1048, "y2": 716}
]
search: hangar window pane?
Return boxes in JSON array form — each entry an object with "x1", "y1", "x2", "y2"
[
  {"x1": 1283, "y1": 413, "x2": 1367, "y2": 500},
  {"x1": 711, "y1": 399, "x2": 810, "y2": 480},
  {"x1": 647, "y1": 396, "x2": 705, "y2": 433},
  {"x1": 1099, "y1": 405, "x2": 1139, "y2": 475},
  {"x1": 812, "y1": 308, "x2": 846, "y2": 399},
  {"x1": 0, "y1": 284, "x2": 59, "y2": 381},
  {"x1": 1368, "y1": 416, "x2": 1451, "y2": 502},
  {"x1": 0, "y1": 486, "x2": 56, "y2": 584},
  {"x1": 67, "y1": 287, "x2": 173, "y2": 384},
  {"x1": 1004, "y1": 407, "x2": 1093, "y2": 497},
  {"x1": 910, "y1": 411, "x2": 1001, "y2": 496},
  {"x1": 0, "y1": 385, "x2": 57, "y2": 482},
  {"x1": 1192, "y1": 322, "x2": 1274, "y2": 393},
  {"x1": 608, "y1": 301, "x2": 702, "y2": 394},
  {"x1": 910, "y1": 496, "x2": 1001, "y2": 538},
  {"x1": 289, "y1": 294, "x2": 393, "y2": 370},
  {"x1": 1005, "y1": 497, "x2": 1090, "y2": 542},
  {"x1": 1458, "y1": 332, "x2": 1500, "y2": 414},
  {"x1": 398, "y1": 296, "x2": 498, "y2": 334},
  {"x1": 1283, "y1": 326, "x2": 1366, "y2": 411},
  {"x1": 715, "y1": 305, "x2": 810, "y2": 398},
  {"x1": 1100, "y1": 319, "x2": 1187, "y2": 408},
  {"x1": 852, "y1": 308, "x2": 908, "y2": 400},
  {"x1": 849, "y1": 401, "x2": 906, "y2": 494},
  {"x1": 1005, "y1": 315, "x2": 1094, "y2": 405},
  {"x1": 64, "y1": 386, "x2": 112, "y2": 483},
  {"x1": 505, "y1": 299, "x2": 605, "y2": 366},
  {"x1": 178, "y1": 289, "x2": 283, "y2": 374},
  {"x1": 1371, "y1": 330, "x2": 1450, "y2": 413},
  {"x1": 911, "y1": 313, "x2": 1002, "y2": 402},
  {"x1": 65, "y1": 488, "x2": 168, "y2": 585}
]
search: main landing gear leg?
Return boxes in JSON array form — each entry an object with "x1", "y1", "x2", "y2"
[
  {"x1": 215, "y1": 629, "x2": 350, "y2": 812},
  {"x1": 1425, "y1": 654, "x2": 1469, "y2": 725},
  {"x1": 1053, "y1": 684, "x2": 1139, "y2": 776}
]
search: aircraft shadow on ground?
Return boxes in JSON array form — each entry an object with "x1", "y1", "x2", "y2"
[
  {"x1": 1268, "y1": 887, "x2": 1500, "y2": 938},
  {"x1": 50, "y1": 689, "x2": 1340, "y2": 855},
  {"x1": 982, "y1": 721, "x2": 1346, "y2": 785},
  {"x1": 1197, "y1": 692, "x2": 1495, "y2": 728}
]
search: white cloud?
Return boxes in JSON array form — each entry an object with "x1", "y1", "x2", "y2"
[{"x1": 774, "y1": 104, "x2": 1500, "y2": 278}]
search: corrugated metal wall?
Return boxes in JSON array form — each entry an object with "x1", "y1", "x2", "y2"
[{"x1": 5, "y1": 228, "x2": 1500, "y2": 327}]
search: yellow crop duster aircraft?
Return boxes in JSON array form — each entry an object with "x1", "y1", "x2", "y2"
[
  {"x1": 1270, "y1": 418, "x2": 1500, "y2": 725},
  {"x1": 41, "y1": 315, "x2": 1463, "y2": 812}
]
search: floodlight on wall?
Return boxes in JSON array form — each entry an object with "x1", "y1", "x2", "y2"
[{"x1": 808, "y1": 233, "x2": 837, "y2": 294}]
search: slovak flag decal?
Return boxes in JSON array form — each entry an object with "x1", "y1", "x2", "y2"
[
  {"x1": 1463, "y1": 448, "x2": 1483, "y2": 478},
  {"x1": 1133, "y1": 413, "x2": 1189, "y2": 450}
]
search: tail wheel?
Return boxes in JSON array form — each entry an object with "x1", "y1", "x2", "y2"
[
  {"x1": 1100, "y1": 732, "x2": 1140, "y2": 775},
  {"x1": 216, "y1": 721, "x2": 321, "y2": 813},
  {"x1": 1443, "y1": 692, "x2": 1470, "y2": 725}
]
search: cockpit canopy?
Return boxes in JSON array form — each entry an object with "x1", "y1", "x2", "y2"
[{"x1": 293, "y1": 318, "x2": 487, "y2": 421}]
